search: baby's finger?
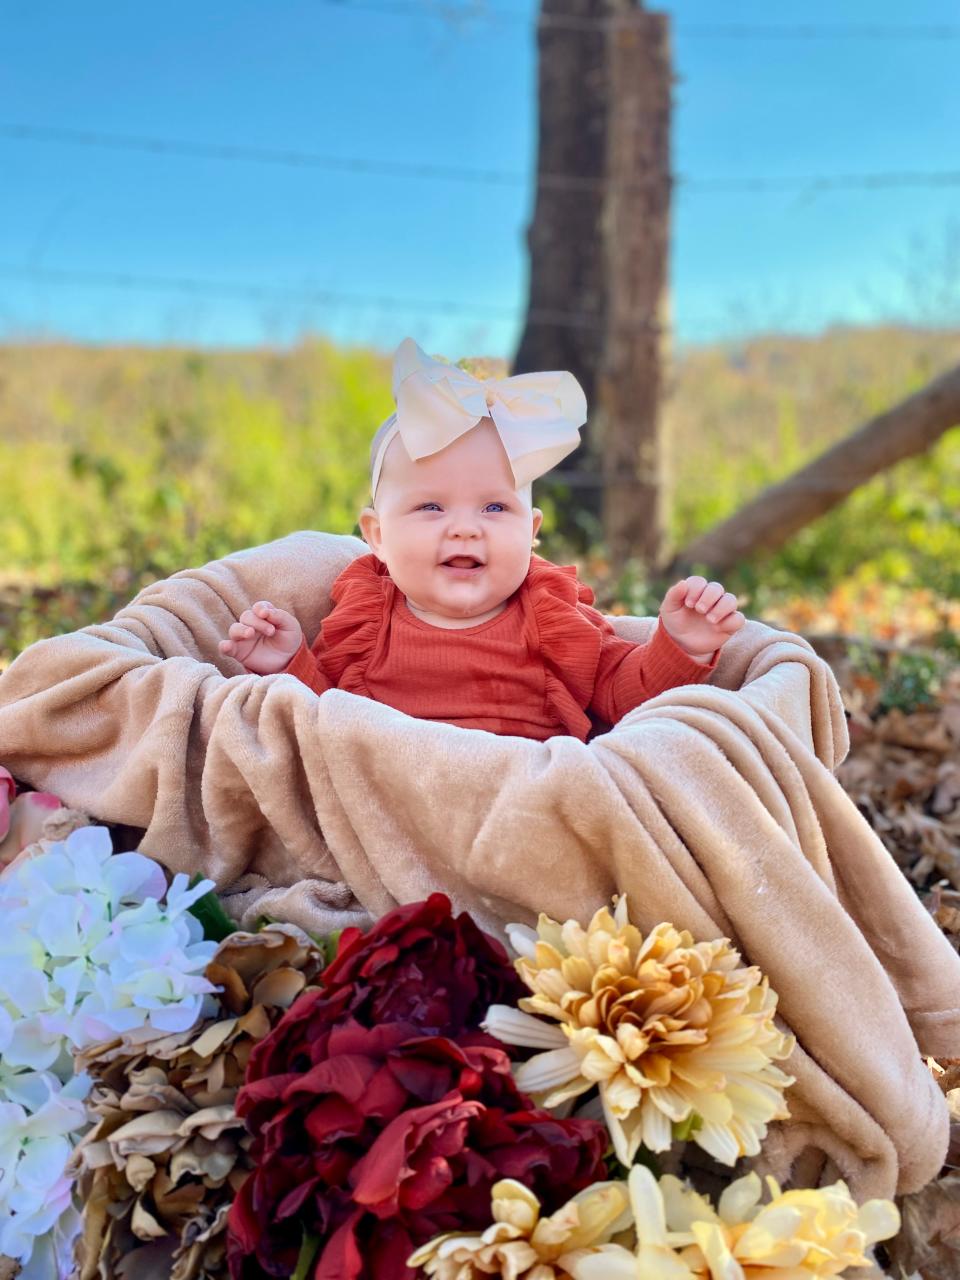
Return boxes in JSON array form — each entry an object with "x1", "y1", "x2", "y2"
[
  {"x1": 694, "y1": 581, "x2": 726, "y2": 613},
  {"x1": 219, "y1": 638, "x2": 235, "y2": 655},
  {"x1": 662, "y1": 579, "x2": 698, "y2": 608},
  {"x1": 717, "y1": 611, "x2": 746, "y2": 632},
  {"x1": 704, "y1": 591, "x2": 739, "y2": 621},
  {"x1": 253, "y1": 602, "x2": 284, "y2": 630},
  {"x1": 238, "y1": 609, "x2": 275, "y2": 636},
  {"x1": 665, "y1": 581, "x2": 701, "y2": 609},
  {"x1": 682, "y1": 576, "x2": 707, "y2": 607}
]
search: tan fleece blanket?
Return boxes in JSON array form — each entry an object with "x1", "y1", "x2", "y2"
[{"x1": 0, "y1": 530, "x2": 957, "y2": 1202}]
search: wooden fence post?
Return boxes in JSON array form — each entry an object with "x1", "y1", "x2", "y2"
[
  {"x1": 599, "y1": 5, "x2": 672, "y2": 573},
  {"x1": 513, "y1": 0, "x2": 614, "y2": 525}
]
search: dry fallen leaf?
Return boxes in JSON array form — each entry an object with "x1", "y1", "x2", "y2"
[
  {"x1": 885, "y1": 1172, "x2": 960, "y2": 1280},
  {"x1": 831, "y1": 652, "x2": 960, "y2": 904}
]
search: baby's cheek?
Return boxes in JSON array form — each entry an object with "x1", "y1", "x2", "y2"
[{"x1": 502, "y1": 555, "x2": 533, "y2": 598}]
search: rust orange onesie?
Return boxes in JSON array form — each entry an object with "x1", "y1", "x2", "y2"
[{"x1": 284, "y1": 554, "x2": 719, "y2": 742}]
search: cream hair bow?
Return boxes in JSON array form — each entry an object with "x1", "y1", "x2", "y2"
[{"x1": 370, "y1": 337, "x2": 587, "y2": 498}]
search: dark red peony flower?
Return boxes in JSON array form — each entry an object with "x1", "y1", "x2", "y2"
[
  {"x1": 227, "y1": 1020, "x2": 607, "y2": 1280},
  {"x1": 245, "y1": 893, "x2": 526, "y2": 1082}
]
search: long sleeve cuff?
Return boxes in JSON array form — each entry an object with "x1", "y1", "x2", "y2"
[
  {"x1": 281, "y1": 637, "x2": 330, "y2": 694},
  {"x1": 637, "y1": 621, "x2": 720, "y2": 700}
]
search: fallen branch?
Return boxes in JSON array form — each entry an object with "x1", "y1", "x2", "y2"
[{"x1": 660, "y1": 361, "x2": 960, "y2": 578}]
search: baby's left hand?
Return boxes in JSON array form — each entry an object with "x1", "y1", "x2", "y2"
[{"x1": 659, "y1": 576, "x2": 746, "y2": 662}]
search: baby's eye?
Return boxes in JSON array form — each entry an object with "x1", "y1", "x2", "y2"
[
  {"x1": 416, "y1": 502, "x2": 442, "y2": 512},
  {"x1": 483, "y1": 502, "x2": 506, "y2": 513}
]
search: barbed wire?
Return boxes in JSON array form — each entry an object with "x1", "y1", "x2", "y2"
[
  {"x1": 0, "y1": 122, "x2": 534, "y2": 188},
  {"x1": 0, "y1": 262, "x2": 682, "y2": 332},
  {"x1": 311, "y1": 0, "x2": 960, "y2": 38},
  {"x1": 4, "y1": 123, "x2": 959, "y2": 196},
  {"x1": 8, "y1": 263, "x2": 932, "y2": 343},
  {"x1": 4, "y1": 14, "x2": 953, "y2": 343}
]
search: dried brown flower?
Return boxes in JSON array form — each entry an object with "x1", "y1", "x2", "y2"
[{"x1": 70, "y1": 923, "x2": 323, "y2": 1280}]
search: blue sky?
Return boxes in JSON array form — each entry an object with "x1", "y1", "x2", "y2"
[{"x1": 1, "y1": 0, "x2": 958, "y2": 356}]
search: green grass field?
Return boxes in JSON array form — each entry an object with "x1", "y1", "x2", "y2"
[{"x1": 1, "y1": 327, "x2": 958, "y2": 668}]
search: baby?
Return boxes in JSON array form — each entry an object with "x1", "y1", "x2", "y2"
[{"x1": 218, "y1": 339, "x2": 745, "y2": 741}]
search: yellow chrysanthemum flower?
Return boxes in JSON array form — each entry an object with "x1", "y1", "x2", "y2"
[
  {"x1": 484, "y1": 897, "x2": 795, "y2": 1166},
  {"x1": 407, "y1": 1178, "x2": 631, "y2": 1279},
  {"x1": 565, "y1": 1165, "x2": 900, "y2": 1279}
]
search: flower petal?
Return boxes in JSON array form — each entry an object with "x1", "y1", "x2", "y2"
[
  {"x1": 484, "y1": 1005, "x2": 568, "y2": 1049},
  {"x1": 515, "y1": 1046, "x2": 584, "y2": 1094}
]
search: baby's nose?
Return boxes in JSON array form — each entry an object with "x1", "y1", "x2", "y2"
[{"x1": 447, "y1": 514, "x2": 481, "y2": 536}]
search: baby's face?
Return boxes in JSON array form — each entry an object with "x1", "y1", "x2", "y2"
[{"x1": 360, "y1": 419, "x2": 542, "y2": 628}]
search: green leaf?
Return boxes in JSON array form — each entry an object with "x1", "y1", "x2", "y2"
[
  {"x1": 671, "y1": 1112, "x2": 703, "y2": 1143},
  {"x1": 291, "y1": 1229, "x2": 320, "y2": 1280},
  {"x1": 319, "y1": 929, "x2": 343, "y2": 966},
  {"x1": 186, "y1": 874, "x2": 237, "y2": 943},
  {"x1": 604, "y1": 1143, "x2": 661, "y2": 1180}
]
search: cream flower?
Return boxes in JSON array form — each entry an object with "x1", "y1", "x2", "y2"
[
  {"x1": 408, "y1": 1178, "x2": 631, "y2": 1279},
  {"x1": 567, "y1": 1164, "x2": 900, "y2": 1279},
  {"x1": 484, "y1": 898, "x2": 795, "y2": 1166}
]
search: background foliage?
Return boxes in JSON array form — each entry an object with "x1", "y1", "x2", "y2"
[{"x1": 1, "y1": 329, "x2": 958, "y2": 670}]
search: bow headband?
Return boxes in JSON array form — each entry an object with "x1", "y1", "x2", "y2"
[{"x1": 370, "y1": 338, "x2": 587, "y2": 499}]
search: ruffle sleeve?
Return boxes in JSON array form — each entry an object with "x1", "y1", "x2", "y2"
[
  {"x1": 524, "y1": 556, "x2": 720, "y2": 735},
  {"x1": 283, "y1": 636, "x2": 333, "y2": 695},
  {"x1": 524, "y1": 556, "x2": 611, "y2": 740},
  {"x1": 313, "y1": 553, "x2": 390, "y2": 695}
]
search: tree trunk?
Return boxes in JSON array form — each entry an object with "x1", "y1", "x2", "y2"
[
  {"x1": 599, "y1": 7, "x2": 671, "y2": 572},
  {"x1": 659, "y1": 361, "x2": 960, "y2": 579},
  {"x1": 513, "y1": 0, "x2": 615, "y2": 520}
]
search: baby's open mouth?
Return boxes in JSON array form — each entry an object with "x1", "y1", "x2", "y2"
[{"x1": 441, "y1": 556, "x2": 484, "y2": 569}]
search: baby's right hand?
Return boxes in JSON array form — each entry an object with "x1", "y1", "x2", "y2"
[{"x1": 219, "y1": 601, "x2": 303, "y2": 675}]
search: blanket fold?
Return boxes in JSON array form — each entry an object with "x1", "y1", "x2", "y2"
[{"x1": 1, "y1": 530, "x2": 957, "y2": 1200}]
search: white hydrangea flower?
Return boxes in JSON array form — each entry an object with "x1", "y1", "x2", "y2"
[
  {"x1": 0, "y1": 825, "x2": 219, "y2": 1061},
  {"x1": 0, "y1": 1069, "x2": 89, "y2": 1264},
  {"x1": 16, "y1": 1205, "x2": 82, "y2": 1280},
  {"x1": 0, "y1": 824, "x2": 222, "y2": 1271}
]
